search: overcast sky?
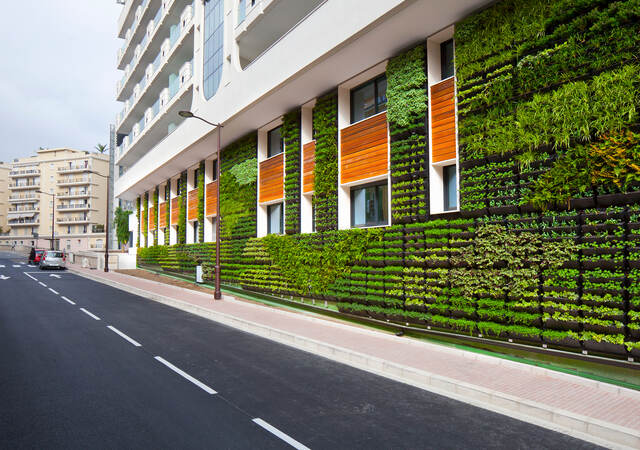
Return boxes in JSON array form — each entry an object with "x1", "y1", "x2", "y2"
[{"x1": 0, "y1": 1, "x2": 122, "y2": 163}]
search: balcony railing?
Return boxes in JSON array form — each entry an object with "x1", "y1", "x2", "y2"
[
  {"x1": 57, "y1": 190, "x2": 93, "y2": 198},
  {"x1": 57, "y1": 177, "x2": 93, "y2": 185},
  {"x1": 117, "y1": 0, "x2": 151, "y2": 66},
  {"x1": 9, "y1": 182, "x2": 40, "y2": 190},
  {"x1": 8, "y1": 207, "x2": 39, "y2": 213},
  {"x1": 9, "y1": 168, "x2": 40, "y2": 177},
  {"x1": 57, "y1": 164, "x2": 92, "y2": 173},
  {"x1": 8, "y1": 220, "x2": 40, "y2": 226},
  {"x1": 9, "y1": 194, "x2": 39, "y2": 201},
  {"x1": 56, "y1": 216, "x2": 91, "y2": 224},
  {"x1": 57, "y1": 204, "x2": 92, "y2": 210}
]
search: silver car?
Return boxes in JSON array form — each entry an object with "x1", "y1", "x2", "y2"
[{"x1": 39, "y1": 250, "x2": 66, "y2": 270}]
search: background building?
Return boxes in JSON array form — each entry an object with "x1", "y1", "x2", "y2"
[
  {"x1": 0, "y1": 163, "x2": 9, "y2": 234},
  {"x1": 3, "y1": 148, "x2": 109, "y2": 251}
]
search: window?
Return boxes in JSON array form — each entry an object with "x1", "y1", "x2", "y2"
[
  {"x1": 203, "y1": 0, "x2": 224, "y2": 99},
  {"x1": 165, "y1": 184, "x2": 170, "y2": 201},
  {"x1": 211, "y1": 217, "x2": 217, "y2": 241},
  {"x1": 351, "y1": 75, "x2": 387, "y2": 123},
  {"x1": 176, "y1": 178, "x2": 183, "y2": 195},
  {"x1": 211, "y1": 159, "x2": 218, "y2": 181},
  {"x1": 443, "y1": 165, "x2": 458, "y2": 211},
  {"x1": 194, "y1": 221, "x2": 199, "y2": 243},
  {"x1": 267, "y1": 126, "x2": 283, "y2": 157},
  {"x1": 193, "y1": 168, "x2": 199, "y2": 188},
  {"x1": 440, "y1": 39, "x2": 454, "y2": 80},
  {"x1": 267, "y1": 203, "x2": 283, "y2": 235},
  {"x1": 238, "y1": 0, "x2": 246, "y2": 24},
  {"x1": 351, "y1": 181, "x2": 388, "y2": 228}
]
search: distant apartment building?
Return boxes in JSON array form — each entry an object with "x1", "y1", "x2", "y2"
[
  {"x1": 0, "y1": 163, "x2": 9, "y2": 233},
  {"x1": 4, "y1": 148, "x2": 109, "y2": 251}
]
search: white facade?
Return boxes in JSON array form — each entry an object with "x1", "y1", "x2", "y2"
[{"x1": 115, "y1": 0, "x2": 491, "y2": 246}]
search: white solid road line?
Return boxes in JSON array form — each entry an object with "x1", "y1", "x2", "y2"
[
  {"x1": 107, "y1": 326, "x2": 142, "y2": 347},
  {"x1": 0, "y1": 264, "x2": 5, "y2": 268},
  {"x1": 154, "y1": 356, "x2": 217, "y2": 394},
  {"x1": 49, "y1": 288, "x2": 59, "y2": 295},
  {"x1": 61, "y1": 296, "x2": 76, "y2": 305},
  {"x1": 24, "y1": 272, "x2": 37, "y2": 281},
  {"x1": 79, "y1": 308, "x2": 101, "y2": 320},
  {"x1": 39, "y1": 282, "x2": 47, "y2": 287},
  {"x1": 252, "y1": 418, "x2": 310, "y2": 450}
]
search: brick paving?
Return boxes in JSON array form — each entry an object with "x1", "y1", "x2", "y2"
[{"x1": 69, "y1": 263, "x2": 640, "y2": 434}]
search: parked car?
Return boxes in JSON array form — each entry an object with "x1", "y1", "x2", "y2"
[
  {"x1": 29, "y1": 249, "x2": 45, "y2": 265},
  {"x1": 39, "y1": 250, "x2": 66, "y2": 270}
]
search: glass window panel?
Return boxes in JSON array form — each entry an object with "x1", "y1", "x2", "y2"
[
  {"x1": 351, "y1": 82, "x2": 375, "y2": 123},
  {"x1": 440, "y1": 39, "x2": 455, "y2": 80},
  {"x1": 268, "y1": 126, "x2": 283, "y2": 157},
  {"x1": 376, "y1": 77, "x2": 387, "y2": 112},
  {"x1": 268, "y1": 203, "x2": 282, "y2": 234},
  {"x1": 443, "y1": 165, "x2": 458, "y2": 211},
  {"x1": 352, "y1": 188, "x2": 366, "y2": 227},
  {"x1": 351, "y1": 182, "x2": 388, "y2": 227},
  {"x1": 203, "y1": 0, "x2": 224, "y2": 99}
]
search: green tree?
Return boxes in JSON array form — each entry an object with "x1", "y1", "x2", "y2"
[
  {"x1": 115, "y1": 206, "x2": 132, "y2": 248},
  {"x1": 95, "y1": 143, "x2": 108, "y2": 154}
]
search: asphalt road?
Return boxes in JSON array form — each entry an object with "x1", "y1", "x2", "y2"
[{"x1": 0, "y1": 253, "x2": 602, "y2": 449}]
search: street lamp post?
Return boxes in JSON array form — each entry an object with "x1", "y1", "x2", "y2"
[
  {"x1": 90, "y1": 171, "x2": 111, "y2": 272},
  {"x1": 37, "y1": 190, "x2": 56, "y2": 250},
  {"x1": 178, "y1": 110, "x2": 222, "y2": 300}
]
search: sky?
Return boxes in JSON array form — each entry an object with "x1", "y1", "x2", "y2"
[{"x1": 0, "y1": 1, "x2": 123, "y2": 163}]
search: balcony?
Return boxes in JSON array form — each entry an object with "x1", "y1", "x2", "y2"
[
  {"x1": 57, "y1": 204, "x2": 94, "y2": 211},
  {"x1": 58, "y1": 163, "x2": 92, "y2": 174},
  {"x1": 9, "y1": 193, "x2": 39, "y2": 203},
  {"x1": 9, "y1": 182, "x2": 40, "y2": 190},
  {"x1": 116, "y1": 64, "x2": 193, "y2": 166},
  {"x1": 236, "y1": 0, "x2": 326, "y2": 68},
  {"x1": 57, "y1": 190, "x2": 95, "y2": 199},
  {"x1": 116, "y1": 15, "x2": 194, "y2": 129},
  {"x1": 8, "y1": 206, "x2": 39, "y2": 213},
  {"x1": 56, "y1": 216, "x2": 92, "y2": 224},
  {"x1": 7, "y1": 219, "x2": 39, "y2": 227},
  {"x1": 117, "y1": 0, "x2": 156, "y2": 68},
  {"x1": 9, "y1": 168, "x2": 40, "y2": 177},
  {"x1": 117, "y1": 0, "x2": 193, "y2": 99},
  {"x1": 57, "y1": 177, "x2": 94, "y2": 186}
]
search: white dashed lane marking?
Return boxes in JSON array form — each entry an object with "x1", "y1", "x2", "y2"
[
  {"x1": 252, "y1": 418, "x2": 311, "y2": 450},
  {"x1": 79, "y1": 308, "x2": 101, "y2": 321},
  {"x1": 38, "y1": 282, "x2": 47, "y2": 287},
  {"x1": 154, "y1": 356, "x2": 217, "y2": 394},
  {"x1": 60, "y1": 296, "x2": 76, "y2": 305},
  {"x1": 49, "y1": 288, "x2": 59, "y2": 295},
  {"x1": 107, "y1": 326, "x2": 142, "y2": 347}
]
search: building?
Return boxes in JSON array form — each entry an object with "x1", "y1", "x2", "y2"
[
  {"x1": 116, "y1": 1, "x2": 640, "y2": 359},
  {"x1": 4, "y1": 148, "x2": 109, "y2": 251},
  {"x1": 0, "y1": 163, "x2": 9, "y2": 234}
]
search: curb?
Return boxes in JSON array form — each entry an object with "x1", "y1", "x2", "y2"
[{"x1": 70, "y1": 268, "x2": 640, "y2": 449}]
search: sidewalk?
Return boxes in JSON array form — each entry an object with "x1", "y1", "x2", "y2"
[{"x1": 68, "y1": 263, "x2": 640, "y2": 449}]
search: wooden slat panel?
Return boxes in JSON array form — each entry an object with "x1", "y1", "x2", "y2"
[
  {"x1": 431, "y1": 80, "x2": 457, "y2": 163},
  {"x1": 187, "y1": 189, "x2": 198, "y2": 221},
  {"x1": 148, "y1": 207, "x2": 156, "y2": 231},
  {"x1": 340, "y1": 112, "x2": 388, "y2": 184},
  {"x1": 259, "y1": 153, "x2": 284, "y2": 203},
  {"x1": 159, "y1": 202, "x2": 167, "y2": 228},
  {"x1": 302, "y1": 141, "x2": 315, "y2": 194},
  {"x1": 170, "y1": 198, "x2": 179, "y2": 225},
  {"x1": 205, "y1": 181, "x2": 218, "y2": 216}
]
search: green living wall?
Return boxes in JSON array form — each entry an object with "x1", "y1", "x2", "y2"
[{"x1": 138, "y1": 1, "x2": 640, "y2": 360}]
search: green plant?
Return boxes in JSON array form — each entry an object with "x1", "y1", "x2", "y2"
[
  {"x1": 283, "y1": 109, "x2": 301, "y2": 234},
  {"x1": 197, "y1": 161, "x2": 205, "y2": 243},
  {"x1": 115, "y1": 206, "x2": 132, "y2": 248},
  {"x1": 313, "y1": 92, "x2": 339, "y2": 231}
]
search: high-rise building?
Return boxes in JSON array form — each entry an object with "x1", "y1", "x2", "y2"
[
  {"x1": 4, "y1": 148, "x2": 109, "y2": 251},
  {"x1": 0, "y1": 163, "x2": 9, "y2": 234},
  {"x1": 114, "y1": 0, "x2": 484, "y2": 245}
]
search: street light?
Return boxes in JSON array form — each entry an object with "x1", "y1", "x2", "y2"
[
  {"x1": 179, "y1": 110, "x2": 223, "y2": 300},
  {"x1": 36, "y1": 190, "x2": 56, "y2": 250},
  {"x1": 89, "y1": 170, "x2": 111, "y2": 272}
]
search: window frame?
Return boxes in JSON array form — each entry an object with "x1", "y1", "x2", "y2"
[
  {"x1": 267, "y1": 126, "x2": 284, "y2": 158},
  {"x1": 350, "y1": 74, "x2": 388, "y2": 124},
  {"x1": 443, "y1": 164, "x2": 458, "y2": 212},
  {"x1": 267, "y1": 202, "x2": 284, "y2": 235},
  {"x1": 350, "y1": 180, "x2": 389, "y2": 229},
  {"x1": 440, "y1": 39, "x2": 455, "y2": 80}
]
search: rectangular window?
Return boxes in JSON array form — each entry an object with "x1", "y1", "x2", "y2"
[
  {"x1": 440, "y1": 39, "x2": 455, "y2": 80},
  {"x1": 211, "y1": 217, "x2": 217, "y2": 241},
  {"x1": 267, "y1": 126, "x2": 283, "y2": 158},
  {"x1": 165, "y1": 184, "x2": 170, "y2": 201},
  {"x1": 443, "y1": 165, "x2": 458, "y2": 211},
  {"x1": 193, "y1": 169, "x2": 199, "y2": 188},
  {"x1": 212, "y1": 159, "x2": 218, "y2": 181},
  {"x1": 194, "y1": 221, "x2": 199, "y2": 243},
  {"x1": 351, "y1": 181, "x2": 388, "y2": 228},
  {"x1": 351, "y1": 75, "x2": 387, "y2": 123},
  {"x1": 267, "y1": 202, "x2": 283, "y2": 235}
]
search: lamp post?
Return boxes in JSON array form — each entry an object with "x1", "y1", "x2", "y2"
[
  {"x1": 178, "y1": 110, "x2": 223, "y2": 300},
  {"x1": 90, "y1": 170, "x2": 111, "y2": 272},
  {"x1": 37, "y1": 190, "x2": 56, "y2": 250}
]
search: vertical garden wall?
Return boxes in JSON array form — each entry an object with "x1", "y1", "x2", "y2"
[
  {"x1": 283, "y1": 110, "x2": 302, "y2": 234},
  {"x1": 137, "y1": 0, "x2": 640, "y2": 360}
]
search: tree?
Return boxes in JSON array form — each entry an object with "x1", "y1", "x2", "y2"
[
  {"x1": 95, "y1": 143, "x2": 108, "y2": 154},
  {"x1": 115, "y1": 206, "x2": 132, "y2": 249}
]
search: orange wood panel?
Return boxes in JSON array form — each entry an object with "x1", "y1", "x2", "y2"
[
  {"x1": 187, "y1": 189, "x2": 198, "y2": 221},
  {"x1": 340, "y1": 112, "x2": 388, "y2": 184},
  {"x1": 302, "y1": 141, "x2": 315, "y2": 194},
  {"x1": 148, "y1": 207, "x2": 156, "y2": 231},
  {"x1": 159, "y1": 202, "x2": 167, "y2": 228},
  {"x1": 170, "y1": 198, "x2": 179, "y2": 225},
  {"x1": 259, "y1": 153, "x2": 284, "y2": 203},
  {"x1": 431, "y1": 79, "x2": 457, "y2": 163},
  {"x1": 205, "y1": 181, "x2": 218, "y2": 216}
]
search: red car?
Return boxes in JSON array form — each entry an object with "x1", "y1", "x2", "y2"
[{"x1": 30, "y1": 249, "x2": 45, "y2": 265}]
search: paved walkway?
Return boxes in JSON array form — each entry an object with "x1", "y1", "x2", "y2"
[{"x1": 67, "y1": 263, "x2": 640, "y2": 449}]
